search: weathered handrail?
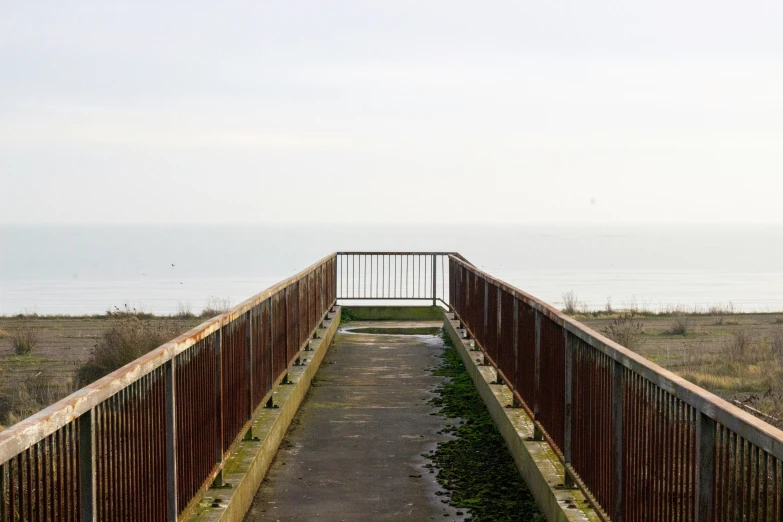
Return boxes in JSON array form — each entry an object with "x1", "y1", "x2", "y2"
[
  {"x1": 448, "y1": 254, "x2": 783, "y2": 521},
  {"x1": 4, "y1": 250, "x2": 782, "y2": 521},
  {"x1": 0, "y1": 253, "x2": 337, "y2": 521}
]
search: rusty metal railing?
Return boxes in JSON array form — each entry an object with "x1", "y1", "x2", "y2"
[
  {"x1": 448, "y1": 255, "x2": 783, "y2": 521},
  {"x1": 0, "y1": 254, "x2": 337, "y2": 522},
  {"x1": 5, "y1": 250, "x2": 783, "y2": 521},
  {"x1": 336, "y1": 252, "x2": 467, "y2": 306}
]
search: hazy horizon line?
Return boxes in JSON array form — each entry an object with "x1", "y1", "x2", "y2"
[{"x1": 3, "y1": 221, "x2": 783, "y2": 227}]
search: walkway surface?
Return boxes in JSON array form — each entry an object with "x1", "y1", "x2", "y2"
[{"x1": 244, "y1": 321, "x2": 466, "y2": 521}]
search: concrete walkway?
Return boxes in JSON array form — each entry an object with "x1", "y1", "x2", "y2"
[{"x1": 243, "y1": 321, "x2": 465, "y2": 522}]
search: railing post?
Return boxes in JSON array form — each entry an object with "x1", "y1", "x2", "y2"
[
  {"x1": 533, "y1": 311, "x2": 543, "y2": 441},
  {"x1": 246, "y1": 312, "x2": 253, "y2": 425},
  {"x1": 266, "y1": 298, "x2": 276, "y2": 409},
  {"x1": 512, "y1": 298, "x2": 520, "y2": 407},
  {"x1": 613, "y1": 360, "x2": 624, "y2": 521},
  {"x1": 484, "y1": 278, "x2": 489, "y2": 339},
  {"x1": 432, "y1": 254, "x2": 437, "y2": 306},
  {"x1": 563, "y1": 331, "x2": 574, "y2": 487},
  {"x1": 214, "y1": 326, "x2": 224, "y2": 484},
  {"x1": 78, "y1": 410, "x2": 95, "y2": 522},
  {"x1": 695, "y1": 412, "x2": 715, "y2": 521},
  {"x1": 164, "y1": 359, "x2": 178, "y2": 521},
  {"x1": 495, "y1": 287, "x2": 502, "y2": 385}
]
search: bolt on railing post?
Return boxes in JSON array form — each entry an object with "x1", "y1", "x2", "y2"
[
  {"x1": 164, "y1": 359, "x2": 178, "y2": 521},
  {"x1": 78, "y1": 409, "x2": 95, "y2": 522},
  {"x1": 613, "y1": 360, "x2": 624, "y2": 521},
  {"x1": 431, "y1": 254, "x2": 437, "y2": 306},
  {"x1": 563, "y1": 331, "x2": 574, "y2": 488},
  {"x1": 533, "y1": 311, "x2": 543, "y2": 441},
  {"x1": 695, "y1": 411, "x2": 715, "y2": 521}
]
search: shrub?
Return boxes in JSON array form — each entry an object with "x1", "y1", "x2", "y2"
[
  {"x1": 725, "y1": 329, "x2": 754, "y2": 359},
  {"x1": 77, "y1": 316, "x2": 178, "y2": 387},
  {"x1": 774, "y1": 316, "x2": 783, "y2": 325},
  {"x1": 601, "y1": 313, "x2": 644, "y2": 351},
  {"x1": 175, "y1": 301, "x2": 195, "y2": 318},
  {"x1": 11, "y1": 320, "x2": 38, "y2": 355},
  {"x1": 772, "y1": 328, "x2": 783, "y2": 360},
  {"x1": 708, "y1": 303, "x2": 735, "y2": 325},
  {"x1": 562, "y1": 291, "x2": 578, "y2": 315},
  {"x1": 105, "y1": 304, "x2": 153, "y2": 319},
  {"x1": 201, "y1": 296, "x2": 232, "y2": 318},
  {"x1": 668, "y1": 315, "x2": 692, "y2": 335}
]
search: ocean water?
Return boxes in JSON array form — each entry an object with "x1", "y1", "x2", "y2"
[{"x1": 1, "y1": 224, "x2": 782, "y2": 315}]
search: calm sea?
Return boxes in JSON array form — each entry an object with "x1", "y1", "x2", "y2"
[{"x1": 1, "y1": 224, "x2": 782, "y2": 315}]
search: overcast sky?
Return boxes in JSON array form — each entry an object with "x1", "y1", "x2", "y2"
[{"x1": 1, "y1": 1, "x2": 782, "y2": 224}]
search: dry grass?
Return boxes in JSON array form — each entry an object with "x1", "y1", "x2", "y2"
[{"x1": 676, "y1": 328, "x2": 783, "y2": 405}]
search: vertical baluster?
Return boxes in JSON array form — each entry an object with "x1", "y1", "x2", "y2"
[
  {"x1": 609, "y1": 358, "x2": 623, "y2": 521},
  {"x1": 513, "y1": 298, "x2": 519, "y2": 407},
  {"x1": 563, "y1": 330, "x2": 574, "y2": 488},
  {"x1": 695, "y1": 411, "x2": 715, "y2": 521},
  {"x1": 165, "y1": 359, "x2": 178, "y2": 520},
  {"x1": 431, "y1": 254, "x2": 437, "y2": 305},
  {"x1": 533, "y1": 310, "x2": 542, "y2": 441},
  {"x1": 1, "y1": 461, "x2": 5, "y2": 522},
  {"x1": 214, "y1": 327, "x2": 224, "y2": 484}
]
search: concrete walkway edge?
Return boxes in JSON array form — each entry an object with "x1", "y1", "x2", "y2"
[
  {"x1": 443, "y1": 312, "x2": 600, "y2": 522},
  {"x1": 190, "y1": 306, "x2": 342, "y2": 522}
]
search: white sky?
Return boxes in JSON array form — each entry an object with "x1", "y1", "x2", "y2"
[{"x1": 1, "y1": 1, "x2": 782, "y2": 223}]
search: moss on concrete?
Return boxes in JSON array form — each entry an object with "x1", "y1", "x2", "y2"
[
  {"x1": 340, "y1": 306, "x2": 444, "y2": 322},
  {"x1": 428, "y1": 331, "x2": 543, "y2": 522},
  {"x1": 344, "y1": 326, "x2": 442, "y2": 336}
]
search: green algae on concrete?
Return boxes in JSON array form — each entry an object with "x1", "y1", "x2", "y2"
[{"x1": 427, "y1": 331, "x2": 544, "y2": 522}]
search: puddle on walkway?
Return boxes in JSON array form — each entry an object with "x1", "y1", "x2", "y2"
[{"x1": 342, "y1": 326, "x2": 442, "y2": 336}]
